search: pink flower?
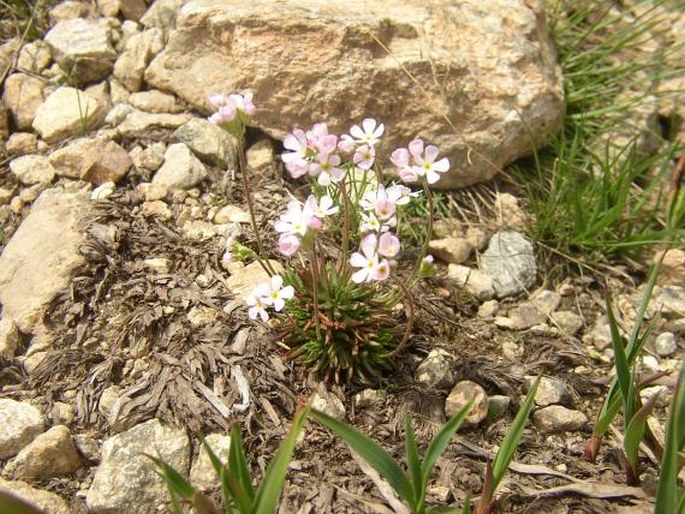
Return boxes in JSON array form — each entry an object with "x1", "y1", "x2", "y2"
[
  {"x1": 408, "y1": 139, "x2": 450, "y2": 184},
  {"x1": 386, "y1": 184, "x2": 416, "y2": 205},
  {"x1": 378, "y1": 232, "x2": 400, "y2": 258},
  {"x1": 353, "y1": 144, "x2": 376, "y2": 170},
  {"x1": 282, "y1": 129, "x2": 310, "y2": 178},
  {"x1": 278, "y1": 233, "x2": 301, "y2": 256},
  {"x1": 275, "y1": 200, "x2": 313, "y2": 237},
  {"x1": 207, "y1": 92, "x2": 254, "y2": 124},
  {"x1": 264, "y1": 275, "x2": 295, "y2": 311},
  {"x1": 373, "y1": 184, "x2": 397, "y2": 221},
  {"x1": 349, "y1": 118, "x2": 384, "y2": 147},
  {"x1": 305, "y1": 195, "x2": 339, "y2": 218},
  {"x1": 350, "y1": 234, "x2": 380, "y2": 284},
  {"x1": 310, "y1": 152, "x2": 344, "y2": 186},
  {"x1": 247, "y1": 282, "x2": 271, "y2": 321}
]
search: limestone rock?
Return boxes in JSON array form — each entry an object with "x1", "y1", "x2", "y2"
[
  {"x1": 533, "y1": 405, "x2": 587, "y2": 433},
  {"x1": 128, "y1": 90, "x2": 181, "y2": 113},
  {"x1": 0, "y1": 399, "x2": 44, "y2": 459},
  {"x1": 550, "y1": 310, "x2": 583, "y2": 335},
  {"x1": 130, "y1": 142, "x2": 166, "y2": 171},
  {"x1": 0, "y1": 317, "x2": 21, "y2": 359},
  {"x1": 136, "y1": 182, "x2": 168, "y2": 201},
  {"x1": 2, "y1": 73, "x2": 45, "y2": 130},
  {"x1": 86, "y1": 418, "x2": 191, "y2": 514},
  {"x1": 145, "y1": 0, "x2": 563, "y2": 189},
  {"x1": 246, "y1": 138, "x2": 275, "y2": 173},
  {"x1": 494, "y1": 192, "x2": 527, "y2": 229},
  {"x1": 447, "y1": 264, "x2": 495, "y2": 301},
  {"x1": 416, "y1": 348, "x2": 455, "y2": 389},
  {"x1": 6, "y1": 132, "x2": 38, "y2": 156},
  {"x1": 481, "y1": 230, "x2": 536, "y2": 298},
  {"x1": 140, "y1": 0, "x2": 188, "y2": 28},
  {"x1": 428, "y1": 237, "x2": 473, "y2": 264},
  {"x1": 495, "y1": 289, "x2": 561, "y2": 330},
  {"x1": 32, "y1": 87, "x2": 108, "y2": 143},
  {"x1": 9, "y1": 155, "x2": 56, "y2": 185},
  {"x1": 311, "y1": 386, "x2": 346, "y2": 420},
  {"x1": 525, "y1": 376, "x2": 572, "y2": 407},
  {"x1": 0, "y1": 189, "x2": 90, "y2": 333},
  {"x1": 172, "y1": 117, "x2": 237, "y2": 167},
  {"x1": 97, "y1": 0, "x2": 147, "y2": 20},
  {"x1": 658, "y1": 248, "x2": 685, "y2": 287},
  {"x1": 225, "y1": 259, "x2": 283, "y2": 300},
  {"x1": 445, "y1": 380, "x2": 488, "y2": 425},
  {"x1": 48, "y1": 0, "x2": 95, "y2": 24},
  {"x1": 49, "y1": 138, "x2": 132, "y2": 184},
  {"x1": 115, "y1": 110, "x2": 191, "y2": 137},
  {"x1": 213, "y1": 205, "x2": 250, "y2": 224},
  {"x1": 17, "y1": 41, "x2": 52, "y2": 74},
  {"x1": 0, "y1": 478, "x2": 70, "y2": 514},
  {"x1": 44, "y1": 18, "x2": 117, "y2": 85},
  {"x1": 190, "y1": 433, "x2": 231, "y2": 490},
  {"x1": 6, "y1": 425, "x2": 83, "y2": 480},
  {"x1": 152, "y1": 143, "x2": 208, "y2": 190},
  {"x1": 113, "y1": 28, "x2": 165, "y2": 91},
  {"x1": 654, "y1": 332, "x2": 677, "y2": 358}
]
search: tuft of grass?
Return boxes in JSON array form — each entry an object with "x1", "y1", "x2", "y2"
[{"x1": 513, "y1": 0, "x2": 685, "y2": 270}]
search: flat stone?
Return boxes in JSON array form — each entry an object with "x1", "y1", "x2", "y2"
[
  {"x1": 654, "y1": 332, "x2": 678, "y2": 358},
  {"x1": 0, "y1": 478, "x2": 70, "y2": 514},
  {"x1": 128, "y1": 90, "x2": 181, "y2": 113},
  {"x1": 658, "y1": 248, "x2": 685, "y2": 286},
  {"x1": 140, "y1": 0, "x2": 187, "y2": 28},
  {"x1": 225, "y1": 259, "x2": 283, "y2": 300},
  {"x1": 311, "y1": 386, "x2": 346, "y2": 420},
  {"x1": 428, "y1": 237, "x2": 473, "y2": 264},
  {"x1": 481, "y1": 230, "x2": 537, "y2": 298},
  {"x1": 48, "y1": 0, "x2": 95, "y2": 24},
  {"x1": 550, "y1": 310, "x2": 583, "y2": 335},
  {"x1": 6, "y1": 132, "x2": 38, "y2": 156},
  {"x1": 145, "y1": 0, "x2": 563, "y2": 188},
  {"x1": 152, "y1": 143, "x2": 208, "y2": 190},
  {"x1": 0, "y1": 399, "x2": 44, "y2": 459},
  {"x1": 498, "y1": 289, "x2": 561, "y2": 330},
  {"x1": 477, "y1": 299, "x2": 499, "y2": 318},
  {"x1": 17, "y1": 40, "x2": 52, "y2": 74},
  {"x1": 416, "y1": 348, "x2": 455, "y2": 389},
  {"x1": 494, "y1": 193, "x2": 527, "y2": 228},
  {"x1": 140, "y1": 200, "x2": 172, "y2": 221},
  {"x1": 2, "y1": 73, "x2": 45, "y2": 131},
  {"x1": 32, "y1": 87, "x2": 108, "y2": 143},
  {"x1": 246, "y1": 138, "x2": 275, "y2": 172},
  {"x1": 445, "y1": 380, "x2": 488, "y2": 425},
  {"x1": 49, "y1": 138, "x2": 132, "y2": 184},
  {"x1": 0, "y1": 317, "x2": 21, "y2": 359},
  {"x1": 116, "y1": 110, "x2": 192, "y2": 137},
  {"x1": 0, "y1": 189, "x2": 90, "y2": 333},
  {"x1": 354, "y1": 389, "x2": 386, "y2": 409},
  {"x1": 190, "y1": 433, "x2": 231, "y2": 490},
  {"x1": 136, "y1": 182, "x2": 168, "y2": 201},
  {"x1": 533, "y1": 405, "x2": 587, "y2": 433},
  {"x1": 172, "y1": 117, "x2": 237, "y2": 167},
  {"x1": 213, "y1": 205, "x2": 250, "y2": 224},
  {"x1": 113, "y1": 28, "x2": 165, "y2": 91},
  {"x1": 44, "y1": 18, "x2": 117, "y2": 85},
  {"x1": 655, "y1": 285, "x2": 685, "y2": 317},
  {"x1": 9, "y1": 155, "x2": 56, "y2": 185},
  {"x1": 87, "y1": 418, "x2": 191, "y2": 514},
  {"x1": 525, "y1": 376, "x2": 572, "y2": 407},
  {"x1": 447, "y1": 264, "x2": 495, "y2": 301},
  {"x1": 6, "y1": 425, "x2": 83, "y2": 480},
  {"x1": 130, "y1": 142, "x2": 166, "y2": 171}
]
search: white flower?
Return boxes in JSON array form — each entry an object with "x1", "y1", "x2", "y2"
[
  {"x1": 349, "y1": 118, "x2": 385, "y2": 147},
  {"x1": 264, "y1": 275, "x2": 295, "y2": 312}
]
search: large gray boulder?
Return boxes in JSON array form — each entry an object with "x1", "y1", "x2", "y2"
[{"x1": 145, "y1": 0, "x2": 563, "y2": 188}]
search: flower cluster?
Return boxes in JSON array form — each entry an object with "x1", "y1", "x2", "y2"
[
  {"x1": 274, "y1": 195, "x2": 338, "y2": 256},
  {"x1": 390, "y1": 139, "x2": 450, "y2": 184},
  {"x1": 247, "y1": 275, "x2": 294, "y2": 322},
  {"x1": 208, "y1": 92, "x2": 255, "y2": 125}
]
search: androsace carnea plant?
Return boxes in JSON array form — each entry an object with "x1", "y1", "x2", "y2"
[
  {"x1": 311, "y1": 403, "x2": 472, "y2": 514},
  {"x1": 209, "y1": 93, "x2": 444, "y2": 383},
  {"x1": 149, "y1": 405, "x2": 310, "y2": 514},
  {"x1": 583, "y1": 259, "x2": 663, "y2": 481},
  {"x1": 654, "y1": 358, "x2": 685, "y2": 514}
]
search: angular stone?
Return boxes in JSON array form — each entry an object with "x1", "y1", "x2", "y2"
[
  {"x1": 152, "y1": 143, "x2": 208, "y2": 189},
  {"x1": 6, "y1": 132, "x2": 38, "y2": 156},
  {"x1": 44, "y1": 18, "x2": 117, "y2": 85},
  {"x1": 141, "y1": 200, "x2": 172, "y2": 220},
  {"x1": 145, "y1": 0, "x2": 563, "y2": 189},
  {"x1": 497, "y1": 289, "x2": 561, "y2": 330},
  {"x1": 9, "y1": 155, "x2": 56, "y2": 185},
  {"x1": 48, "y1": 0, "x2": 95, "y2": 24},
  {"x1": 0, "y1": 399, "x2": 44, "y2": 459},
  {"x1": 428, "y1": 237, "x2": 473, "y2": 264},
  {"x1": 140, "y1": 0, "x2": 187, "y2": 28},
  {"x1": 136, "y1": 182, "x2": 168, "y2": 201},
  {"x1": 49, "y1": 138, "x2": 132, "y2": 184},
  {"x1": 550, "y1": 310, "x2": 583, "y2": 335},
  {"x1": 190, "y1": 433, "x2": 231, "y2": 490},
  {"x1": 6, "y1": 425, "x2": 83, "y2": 480},
  {"x1": 311, "y1": 386, "x2": 346, "y2": 420},
  {"x1": 172, "y1": 117, "x2": 237, "y2": 167},
  {"x1": 481, "y1": 230, "x2": 536, "y2": 298},
  {"x1": 130, "y1": 142, "x2": 166, "y2": 171},
  {"x1": 113, "y1": 28, "x2": 165, "y2": 91},
  {"x1": 416, "y1": 348, "x2": 455, "y2": 389},
  {"x1": 657, "y1": 248, "x2": 685, "y2": 287},
  {"x1": 32, "y1": 87, "x2": 107, "y2": 143},
  {"x1": 17, "y1": 41, "x2": 52, "y2": 74},
  {"x1": 654, "y1": 332, "x2": 677, "y2": 358},
  {"x1": 445, "y1": 380, "x2": 488, "y2": 425},
  {"x1": 477, "y1": 299, "x2": 499, "y2": 318},
  {"x1": 0, "y1": 317, "x2": 21, "y2": 359},
  {"x1": 0, "y1": 478, "x2": 70, "y2": 514},
  {"x1": 246, "y1": 138, "x2": 275, "y2": 173},
  {"x1": 524, "y1": 376, "x2": 572, "y2": 407},
  {"x1": 2, "y1": 73, "x2": 45, "y2": 130},
  {"x1": 128, "y1": 90, "x2": 181, "y2": 113},
  {"x1": 0, "y1": 189, "x2": 90, "y2": 333},
  {"x1": 447, "y1": 264, "x2": 495, "y2": 301},
  {"x1": 213, "y1": 205, "x2": 250, "y2": 224},
  {"x1": 115, "y1": 110, "x2": 192, "y2": 137},
  {"x1": 533, "y1": 405, "x2": 587, "y2": 433},
  {"x1": 225, "y1": 259, "x2": 283, "y2": 300},
  {"x1": 86, "y1": 419, "x2": 191, "y2": 514},
  {"x1": 494, "y1": 192, "x2": 527, "y2": 229}
]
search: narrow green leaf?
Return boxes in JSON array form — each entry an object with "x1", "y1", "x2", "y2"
[
  {"x1": 404, "y1": 416, "x2": 422, "y2": 508},
  {"x1": 606, "y1": 295, "x2": 635, "y2": 423},
  {"x1": 624, "y1": 390, "x2": 660, "y2": 474},
  {"x1": 145, "y1": 454, "x2": 195, "y2": 499},
  {"x1": 421, "y1": 402, "x2": 472, "y2": 483},
  {"x1": 0, "y1": 489, "x2": 46, "y2": 514},
  {"x1": 198, "y1": 433, "x2": 233, "y2": 512},
  {"x1": 655, "y1": 359, "x2": 685, "y2": 513},
  {"x1": 228, "y1": 424, "x2": 255, "y2": 503},
  {"x1": 310, "y1": 409, "x2": 414, "y2": 505},
  {"x1": 253, "y1": 406, "x2": 310, "y2": 513},
  {"x1": 491, "y1": 375, "x2": 540, "y2": 488},
  {"x1": 220, "y1": 465, "x2": 253, "y2": 513}
]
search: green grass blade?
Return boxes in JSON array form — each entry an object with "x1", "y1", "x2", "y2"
[
  {"x1": 606, "y1": 294, "x2": 635, "y2": 423},
  {"x1": 145, "y1": 453, "x2": 194, "y2": 514},
  {"x1": 655, "y1": 359, "x2": 685, "y2": 513},
  {"x1": 491, "y1": 375, "x2": 540, "y2": 488},
  {"x1": 626, "y1": 261, "x2": 662, "y2": 357},
  {"x1": 197, "y1": 434, "x2": 233, "y2": 512},
  {"x1": 228, "y1": 424, "x2": 255, "y2": 504},
  {"x1": 219, "y1": 465, "x2": 253, "y2": 513},
  {"x1": 624, "y1": 390, "x2": 660, "y2": 479},
  {"x1": 310, "y1": 409, "x2": 414, "y2": 506},
  {"x1": 253, "y1": 406, "x2": 310, "y2": 513},
  {"x1": 421, "y1": 402, "x2": 472, "y2": 484},
  {"x1": 404, "y1": 416, "x2": 422, "y2": 509}
]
